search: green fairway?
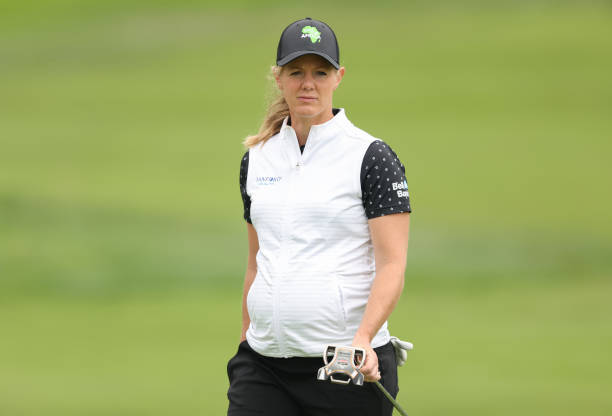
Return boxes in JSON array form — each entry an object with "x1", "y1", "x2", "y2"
[
  {"x1": 1, "y1": 0, "x2": 611, "y2": 414},
  {"x1": 1, "y1": 280, "x2": 611, "y2": 415}
]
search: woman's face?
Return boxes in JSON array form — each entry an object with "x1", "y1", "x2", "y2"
[{"x1": 275, "y1": 54, "x2": 345, "y2": 122}]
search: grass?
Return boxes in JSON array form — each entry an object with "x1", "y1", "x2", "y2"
[{"x1": 1, "y1": 279, "x2": 610, "y2": 414}]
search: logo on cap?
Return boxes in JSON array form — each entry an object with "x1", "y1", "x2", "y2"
[{"x1": 301, "y1": 26, "x2": 321, "y2": 43}]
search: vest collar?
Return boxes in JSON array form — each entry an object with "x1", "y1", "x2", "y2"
[{"x1": 280, "y1": 108, "x2": 348, "y2": 143}]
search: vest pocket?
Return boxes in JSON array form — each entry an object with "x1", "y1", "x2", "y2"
[
  {"x1": 334, "y1": 274, "x2": 348, "y2": 333},
  {"x1": 278, "y1": 272, "x2": 348, "y2": 343},
  {"x1": 246, "y1": 274, "x2": 274, "y2": 340},
  {"x1": 246, "y1": 277, "x2": 258, "y2": 332}
]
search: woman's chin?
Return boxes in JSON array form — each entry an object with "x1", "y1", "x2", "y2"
[{"x1": 292, "y1": 106, "x2": 324, "y2": 119}]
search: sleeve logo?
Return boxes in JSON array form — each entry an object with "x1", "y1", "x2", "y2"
[{"x1": 392, "y1": 180, "x2": 409, "y2": 198}]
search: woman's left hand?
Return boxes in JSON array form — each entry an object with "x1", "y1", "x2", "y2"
[{"x1": 352, "y1": 336, "x2": 381, "y2": 382}]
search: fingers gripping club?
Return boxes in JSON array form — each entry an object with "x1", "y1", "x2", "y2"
[{"x1": 317, "y1": 345, "x2": 409, "y2": 416}]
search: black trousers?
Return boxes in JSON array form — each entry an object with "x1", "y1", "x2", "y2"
[{"x1": 226, "y1": 340, "x2": 399, "y2": 416}]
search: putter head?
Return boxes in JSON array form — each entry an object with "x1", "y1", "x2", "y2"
[{"x1": 317, "y1": 345, "x2": 366, "y2": 386}]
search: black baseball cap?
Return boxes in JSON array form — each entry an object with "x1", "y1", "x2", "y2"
[{"x1": 276, "y1": 17, "x2": 340, "y2": 69}]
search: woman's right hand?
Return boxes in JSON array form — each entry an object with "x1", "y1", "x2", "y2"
[{"x1": 352, "y1": 335, "x2": 381, "y2": 382}]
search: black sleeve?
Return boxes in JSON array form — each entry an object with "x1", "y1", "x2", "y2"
[
  {"x1": 361, "y1": 140, "x2": 412, "y2": 219},
  {"x1": 239, "y1": 150, "x2": 252, "y2": 224}
]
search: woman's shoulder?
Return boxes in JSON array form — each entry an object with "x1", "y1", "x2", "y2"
[
  {"x1": 363, "y1": 138, "x2": 399, "y2": 154},
  {"x1": 361, "y1": 140, "x2": 406, "y2": 173},
  {"x1": 338, "y1": 115, "x2": 384, "y2": 149},
  {"x1": 341, "y1": 122, "x2": 379, "y2": 143},
  {"x1": 245, "y1": 131, "x2": 284, "y2": 156}
]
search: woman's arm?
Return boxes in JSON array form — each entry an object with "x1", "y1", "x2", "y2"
[
  {"x1": 352, "y1": 212, "x2": 410, "y2": 381},
  {"x1": 240, "y1": 223, "x2": 260, "y2": 342}
]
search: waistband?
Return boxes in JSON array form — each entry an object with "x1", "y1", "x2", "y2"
[{"x1": 238, "y1": 340, "x2": 394, "y2": 375}]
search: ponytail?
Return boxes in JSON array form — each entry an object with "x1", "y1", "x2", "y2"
[{"x1": 243, "y1": 66, "x2": 289, "y2": 148}]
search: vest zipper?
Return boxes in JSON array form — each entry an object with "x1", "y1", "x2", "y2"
[{"x1": 274, "y1": 129, "x2": 307, "y2": 357}]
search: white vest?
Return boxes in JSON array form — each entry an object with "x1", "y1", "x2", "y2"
[{"x1": 245, "y1": 108, "x2": 390, "y2": 357}]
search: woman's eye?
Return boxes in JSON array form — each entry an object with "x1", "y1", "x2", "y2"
[
  {"x1": 290, "y1": 71, "x2": 301, "y2": 76},
  {"x1": 317, "y1": 71, "x2": 327, "y2": 76}
]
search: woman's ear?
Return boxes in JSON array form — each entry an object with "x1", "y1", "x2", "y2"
[
  {"x1": 275, "y1": 68, "x2": 283, "y2": 90},
  {"x1": 333, "y1": 66, "x2": 346, "y2": 90}
]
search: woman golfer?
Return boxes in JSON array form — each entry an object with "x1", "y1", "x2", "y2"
[{"x1": 227, "y1": 17, "x2": 412, "y2": 416}]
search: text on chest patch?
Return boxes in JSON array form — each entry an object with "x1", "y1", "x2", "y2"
[{"x1": 256, "y1": 176, "x2": 283, "y2": 186}]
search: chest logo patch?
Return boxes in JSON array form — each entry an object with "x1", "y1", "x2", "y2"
[{"x1": 256, "y1": 176, "x2": 283, "y2": 186}]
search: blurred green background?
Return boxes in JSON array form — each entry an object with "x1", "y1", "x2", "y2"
[{"x1": 1, "y1": 0, "x2": 611, "y2": 414}]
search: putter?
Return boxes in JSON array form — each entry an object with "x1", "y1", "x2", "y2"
[{"x1": 317, "y1": 345, "x2": 409, "y2": 416}]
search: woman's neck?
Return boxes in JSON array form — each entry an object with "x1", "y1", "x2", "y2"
[{"x1": 290, "y1": 109, "x2": 335, "y2": 146}]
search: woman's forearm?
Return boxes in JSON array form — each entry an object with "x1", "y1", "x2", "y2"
[
  {"x1": 241, "y1": 223, "x2": 260, "y2": 342},
  {"x1": 240, "y1": 267, "x2": 257, "y2": 341},
  {"x1": 353, "y1": 263, "x2": 405, "y2": 343}
]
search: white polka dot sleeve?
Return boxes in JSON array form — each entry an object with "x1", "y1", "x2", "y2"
[
  {"x1": 239, "y1": 150, "x2": 252, "y2": 224},
  {"x1": 361, "y1": 140, "x2": 412, "y2": 219}
]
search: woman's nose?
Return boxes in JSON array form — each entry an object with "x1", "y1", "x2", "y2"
[{"x1": 302, "y1": 73, "x2": 315, "y2": 89}]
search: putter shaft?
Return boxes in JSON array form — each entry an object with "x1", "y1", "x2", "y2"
[{"x1": 374, "y1": 381, "x2": 408, "y2": 416}]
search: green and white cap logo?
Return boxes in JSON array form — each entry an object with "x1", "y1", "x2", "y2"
[{"x1": 301, "y1": 26, "x2": 321, "y2": 43}]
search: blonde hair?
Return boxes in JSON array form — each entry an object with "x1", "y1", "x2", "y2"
[{"x1": 243, "y1": 65, "x2": 289, "y2": 148}]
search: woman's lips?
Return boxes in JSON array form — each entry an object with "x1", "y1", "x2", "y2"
[{"x1": 297, "y1": 96, "x2": 317, "y2": 102}]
